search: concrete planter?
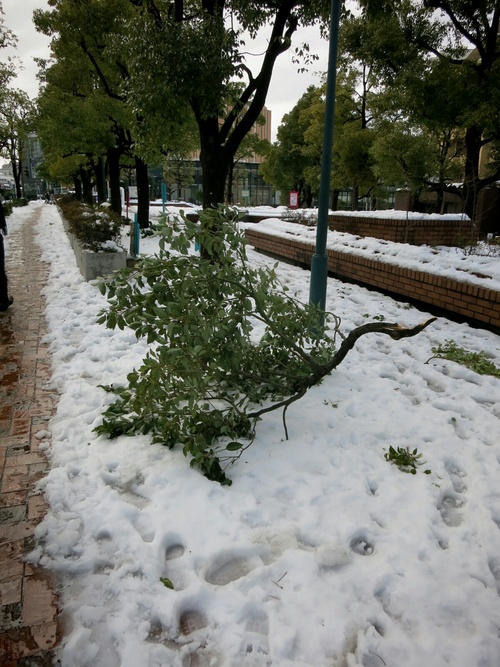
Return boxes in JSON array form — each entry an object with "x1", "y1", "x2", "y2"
[
  {"x1": 61, "y1": 215, "x2": 127, "y2": 281},
  {"x1": 72, "y1": 236, "x2": 127, "y2": 281}
]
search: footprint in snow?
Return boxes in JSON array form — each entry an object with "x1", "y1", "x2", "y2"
[
  {"x1": 132, "y1": 513, "x2": 155, "y2": 543},
  {"x1": 350, "y1": 533, "x2": 375, "y2": 556},
  {"x1": 179, "y1": 609, "x2": 222, "y2": 667},
  {"x1": 161, "y1": 540, "x2": 188, "y2": 590},
  {"x1": 438, "y1": 494, "x2": 466, "y2": 527},
  {"x1": 166, "y1": 543, "x2": 186, "y2": 560},
  {"x1": 179, "y1": 609, "x2": 208, "y2": 636},
  {"x1": 438, "y1": 461, "x2": 468, "y2": 527},
  {"x1": 238, "y1": 608, "x2": 271, "y2": 666},
  {"x1": 182, "y1": 648, "x2": 222, "y2": 667},
  {"x1": 204, "y1": 552, "x2": 262, "y2": 586},
  {"x1": 444, "y1": 460, "x2": 468, "y2": 494}
]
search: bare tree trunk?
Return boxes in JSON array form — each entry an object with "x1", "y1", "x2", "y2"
[
  {"x1": 94, "y1": 157, "x2": 107, "y2": 203},
  {"x1": 80, "y1": 167, "x2": 94, "y2": 205},
  {"x1": 463, "y1": 125, "x2": 482, "y2": 223}
]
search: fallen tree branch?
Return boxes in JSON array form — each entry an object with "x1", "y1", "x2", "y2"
[{"x1": 249, "y1": 318, "x2": 437, "y2": 432}]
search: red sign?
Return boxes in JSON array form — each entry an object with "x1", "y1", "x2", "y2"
[{"x1": 288, "y1": 191, "x2": 299, "y2": 209}]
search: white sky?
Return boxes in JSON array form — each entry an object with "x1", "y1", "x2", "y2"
[{"x1": 1, "y1": 0, "x2": 330, "y2": 142}]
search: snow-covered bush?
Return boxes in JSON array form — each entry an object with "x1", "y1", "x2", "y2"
[{"x1": 58, "y1": 195, "x2": 124, "y2": 252}]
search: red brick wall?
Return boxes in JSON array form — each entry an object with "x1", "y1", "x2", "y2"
[
  {"x1": 327, "y1": 214, "x2": 477, "y2": 247},
  {"x1": 244, "y1": 228, "x2": 500, "y2": 330}
]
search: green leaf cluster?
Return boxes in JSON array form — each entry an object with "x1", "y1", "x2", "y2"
[
  {"x1": 430, "y1": 340, "x2": 500, "y2": 379},
  {"x1": 384, "y1": 446, "x2": 431, "y2": 475}
]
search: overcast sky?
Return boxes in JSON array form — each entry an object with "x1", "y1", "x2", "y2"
[{"x1": 2, "y1": 0, "x2": 330, "y2": 142}]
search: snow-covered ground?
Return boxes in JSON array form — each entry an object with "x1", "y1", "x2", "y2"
[{"x1": 7, "y1": 202, "x2": 500, "y2": 666}]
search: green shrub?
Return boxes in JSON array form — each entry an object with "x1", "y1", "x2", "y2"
[{"x1": 58, "y1": 196, "x2": 124, "y2": 252}]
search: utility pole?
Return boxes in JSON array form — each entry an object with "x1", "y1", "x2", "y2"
[{"x1": 309, "y1": 0, "x2": 341, "y2": 314}]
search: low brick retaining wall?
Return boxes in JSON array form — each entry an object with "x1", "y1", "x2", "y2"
[
  {"x1": 328, "y1": 214, "x2": 476, "y2": 247},
  {"x1": 245, "y1": 227, "x2": 500, "y2": 331}
]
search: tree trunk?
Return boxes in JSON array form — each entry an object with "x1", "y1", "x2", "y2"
[
  {"x1": 436, "y1": 187, "x2": 444, "y2": 215},
  {"x1": 107, "y1": 147, "x2": 122, "y2": 217},
  {"x1": 199, "y1": 141, "x2": 229, "y2": 209},
  {"x1": 331, "y1": 189, "x2": 339, "y2": 211},
  {"x1": 411, "y1": 189, "x2": 421, "y2": 211},
  {"x1": 94, "y1": 156, "x2": 107, "y2": 203},
  {"x1": 463, "y1": 125, "x2": 482, "y2": 223},
  {"x1": 226, "y1": 160, "x2": 235, "y2": 205},
  {"x1": 304, "y1": 184, "x2": 313, "y2": 208},
  {"x1": 351, "y1": 185, "x2": 359, "y2": 211},
  {"x1": 12, "y1": 158, "x2": 22, "y2": 199},
  {"x1": 135, "y1": 155, "x2": 150, "y2": 229},
  {"x1": 199, "y1": 149, "x2": 228, "y2": 260},
  {"x1": 73, "y1": 176, "x2": 82, "y2": 201},
  {"x1": 196, "y1": 123, "x2": 230, "y2": 259},
  {"x1": 80, "y1": 167, "x2": 94, "y2": 205}
]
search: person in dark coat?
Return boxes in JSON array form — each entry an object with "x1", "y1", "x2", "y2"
[{"x1": 0, "y1": 200, "x2": 13, "y2": 311}]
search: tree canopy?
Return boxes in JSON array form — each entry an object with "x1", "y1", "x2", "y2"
[
  {"x1": 261, "y1": 32, "x2": 384, "y2": 210},
  {"x1": 353, "y1": 0, "x2": 500, "y2": 222},
  {"x1": 260, "y1": 85, "x2": 322, "y2": 207},
  {"x1": 119, "y1": 0, "x2": 332, "y2": 214}
]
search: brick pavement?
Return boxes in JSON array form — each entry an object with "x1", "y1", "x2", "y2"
[{"x1": 0, "y1": 205, "x2": 60, "y2": 666}]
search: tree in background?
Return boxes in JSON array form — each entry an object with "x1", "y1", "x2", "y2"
[
  {"x1": 163, "y1": 153, "x2": 196, "y2": 201},
  {"x1": 300, "y1": 64, "x2": 380, "y2": 209},
  {"x1": 34, "y1": 0, "x2": 157, "y2": 226},
  {"x1": 370, "y1": 121, "x2": 464, "y2": 213},
  {"x1": 35, "y1": 68, "x2": 119, "y2": 205},
  {"x1": 260, "y1": 85, "x2": 322, "y2": 207},
  {"x1": 227, "y1": 111, "x2": 269, "y2": 204},
  {"x1": 0, "y1": 3, "x2": 36, "y2": 199},
  {"x1": 356, "y1": 0, "x2": 500, "y2": 223},
  {"x1": 121, "y1": 0, "x2": 332, "y2": 218},
  {"x1": 261, "y1": 42, "x2": 383, "y2": 210},
  {"x1": 0, "y1": 89, "x2": 35, "y2": 198},
  {"x1": 160, "y1": 110, "x2": 199, "y2": 201}
]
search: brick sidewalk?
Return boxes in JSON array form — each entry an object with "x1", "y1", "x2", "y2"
[{"x1": 0, "y1": 205, "x2": 60, "y2": 666}]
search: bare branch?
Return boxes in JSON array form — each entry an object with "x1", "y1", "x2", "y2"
[{"x1": 249, "y1": 318, "x2": 437, "y2": 425}]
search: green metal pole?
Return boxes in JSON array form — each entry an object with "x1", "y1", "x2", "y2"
[{"x1": 309, "y1": 0, "x2": 341, "y2": 312}]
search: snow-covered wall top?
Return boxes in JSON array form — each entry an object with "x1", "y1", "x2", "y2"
[
  {"x1": 328, "y1": 210, "x2": 469, "y2": 221},
  {"x1": 242, "y1": 218, "x2": 500, "y2": 292}
]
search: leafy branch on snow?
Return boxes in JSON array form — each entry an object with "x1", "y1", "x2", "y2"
[
  {"x1": 95, "y1": 207, "x2": 435, "y2": 485},
  {"x1": 428, "y1": 340, "x2": 500, "y2": 378}
]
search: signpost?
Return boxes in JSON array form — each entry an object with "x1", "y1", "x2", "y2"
[
  {"x1": 162, "y1": 182, "x2": 167, "y2": 213},
  {"x1": 289, "y1": 191, "x2": 299, "y2": 209},
  {"x1": 133, "y1": 212, "x2": 140, "y2": 257}
]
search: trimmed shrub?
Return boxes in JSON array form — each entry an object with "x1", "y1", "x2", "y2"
[{"x1": 57, "y1": 196, "x2": 124, "y2": 252}]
